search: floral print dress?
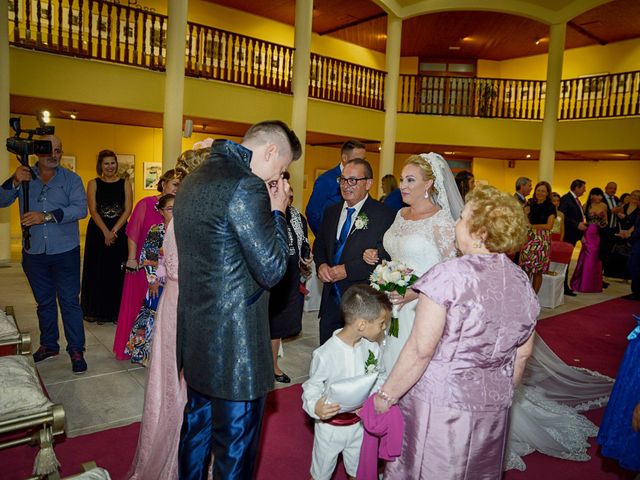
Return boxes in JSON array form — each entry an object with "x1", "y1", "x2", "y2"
[{"x1": 125, "y1": 223, "x2": 166, "y2": 366}]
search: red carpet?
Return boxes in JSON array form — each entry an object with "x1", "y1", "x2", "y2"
[{"x1": 2, "y1": 298, "x2": 637, "y2": 480}]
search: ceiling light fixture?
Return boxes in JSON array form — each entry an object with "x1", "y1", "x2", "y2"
[
  {"x1": 462, "y1": 36, "x2": 472, "y2": 42},
  {"x1": 526, "y1": 154, "x2": 531, "y2": 159},
  {"x1": 61, "y1": 109, "x2": 79, "y2": 120},
  {"x1": 448, "y1": 46, "x2": 461, "y2": 50},
  {"x1": 37, "y1": 110, "x2": 51, "y2": 125},
  {"x1": 444, "y1": 151, "x2": 455, "y2": 155}
]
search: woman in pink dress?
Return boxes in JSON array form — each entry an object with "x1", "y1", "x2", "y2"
[
  {"x1": 128, "y1": 148, "x2": 209, "y2": 479},
  {"x1": 570, "y1": 187, "x2": 609, "y2": 293},
  {"x1": 113, "y1": 169, "x2": 184, "y2": 360},
  {"x1": 374, "y1": 185, "x2": 539, "y2": 480}
]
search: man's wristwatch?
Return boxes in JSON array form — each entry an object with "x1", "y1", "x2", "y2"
[{"x1": 43, "y1": 212, "x2": 54, "y2": 223}]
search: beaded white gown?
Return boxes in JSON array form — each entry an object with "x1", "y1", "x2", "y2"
[{"x1": 381, "y1": 208, "x2": 456, "y2": 374}]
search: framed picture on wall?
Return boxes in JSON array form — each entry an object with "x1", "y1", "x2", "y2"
[
  {"x1": 31, "y1": 0, "x2": 54, "y2": 27},
  {"x1": 117, "y1": 154, "x2": 135, "y2": 194},
  {"x1": 91, "y1": 13, "x2": 109, "y2": 40},
  {"x1": 8, "y1": 0, "x2": 23, "y2": 21},
  {"x1": 62, "y1": 7, "x2": 82, "y2": 33},
  {"x1": 143, "y1": 162, "x2": 162, "y2": 190},
  {"x1": 60, "y1": 155, "x2": 76, "y2": 172},
  {"x1": 119, "y1": 20, "x2": 136, "y2": 44}
]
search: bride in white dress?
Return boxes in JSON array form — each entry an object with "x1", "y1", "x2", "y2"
[
  {"x1": 365, "y1": 152, "x2": 614, "y2": 471},
  {"x1": 363, "y1": 153, "x2": 459, "y2": 374}
]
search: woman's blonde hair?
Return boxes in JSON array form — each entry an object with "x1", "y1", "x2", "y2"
[
  {"x1": 465, "y1": 185, "x2": 528, "y2": 254},
  {"x1": 404, "y1": 155, "x2": 438, "y2": 196},
  {"x1": 176, "y1": 147, "x2": 210, "y2": 174}
]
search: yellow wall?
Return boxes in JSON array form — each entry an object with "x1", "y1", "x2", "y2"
[
  {"x1": 478, "y1": 37, "x2": 640, "y2": 80},
  {"x1": 473, "y1": 158, "x2": 640, "y2": 196}
]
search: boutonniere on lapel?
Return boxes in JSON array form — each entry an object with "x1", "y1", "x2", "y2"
[
  {"x1": 364, "y1": 349, "x2": 379, "y2": 374},
  {"x1": 354, "y1": 212, "x2": 369, "y2": 231}
]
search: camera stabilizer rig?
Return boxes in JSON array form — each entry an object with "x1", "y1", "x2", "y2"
[{"x1": 6, "y1": 117, "x2": 55, "y2": 250}]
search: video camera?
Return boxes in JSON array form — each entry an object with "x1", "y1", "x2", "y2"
[
  {"x1": 6, "y1": 117, "x2": 55, "y2": 165},
  {"x1": 6, "y1": 117, "x2": 56, "y2": 250}
]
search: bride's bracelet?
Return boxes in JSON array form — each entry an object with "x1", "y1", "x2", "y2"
[{"x1": 376, "y1": 390, "x2": 398, "y2": 406}]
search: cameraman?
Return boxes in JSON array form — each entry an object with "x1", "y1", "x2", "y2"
[{"x1": 0, "y1": 135, "x2": 89, "y2": 374}]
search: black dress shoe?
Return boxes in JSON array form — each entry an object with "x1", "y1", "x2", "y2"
[
  {"x1": 274, "y1": 372, "x2": 291, "y2": 383},
  {"x1": 602, "y1": 281, "x2": 610, "y2": 289},
  {"x1": 623, "y1": 294, "x2": 640, "y2": 301},
  {"x1": 564, "y1": 289, "x2": 577, "y2": 297}
]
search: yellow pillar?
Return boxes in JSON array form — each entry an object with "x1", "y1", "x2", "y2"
[
  {"x1": 0, "y1": 0, "x2": 11, "y2": 263},
  {"x1": 162, "y1": 0, "x2": 189, "y2": 172},
  {"x1": 289, "y1": 0, "x2": 313, "y2": 210},
  {"x1": 539, "y1": 22, "x2": 566, "y2": 184},
  {"x1": 380, "y1": 15, "x2": 402, "y2": 180}
]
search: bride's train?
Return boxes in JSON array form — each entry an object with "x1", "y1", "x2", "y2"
[{"x1": 505, "y1": 335, "x2": 614, "y2": 471}]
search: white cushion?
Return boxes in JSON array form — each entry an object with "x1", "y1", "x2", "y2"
[
  {"x1": 0, "y1": 355, "x2": 52, "y2": 421},
  {"x1": 0, "y1": 310, "x2": 19, "y2": 341},
  {"x1": 324, "y1": 372, "x2": 378, "y2": 413}
]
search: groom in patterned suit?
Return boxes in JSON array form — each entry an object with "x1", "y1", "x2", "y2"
[{"x1": 313, "y1": 158, "x2": 395, "y2": 344}]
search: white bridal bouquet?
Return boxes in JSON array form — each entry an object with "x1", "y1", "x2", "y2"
[{"x1": 369, "y1": 260, "x2": 419, "y2": 338}]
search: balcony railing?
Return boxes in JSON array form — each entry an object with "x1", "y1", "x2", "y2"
[
  {"x1": 7, "y1": 1, "x2": 640, "y2": 120},
  {"x1": 309, "y1": 53, "x2": 385, "y2": 110}
]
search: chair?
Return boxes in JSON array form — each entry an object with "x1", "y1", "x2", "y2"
[
  {"x1": 537, "y1": 242, "x2": 574, "y2": 309},
  {"x1": 0, "y1": 307, "x2": 66, "y2": 479},
  {"x1": 0, "y1": 306, "x2": 31, "y2": 356}
]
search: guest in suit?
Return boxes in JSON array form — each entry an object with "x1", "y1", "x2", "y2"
[
  {"x1": 313, "y1": 158, "x2": 395, "y2": 345},
  {"x1": 558, "y1": 179, "x2": 587, "y2": 296},
  {"x1": 174, "y1": 121, "x2": 302, "y2": 480},
  {"x1": 514, "y1": 177, "x2": 532, "y2": 205},
  {"x1": 306, "y1": 140, "x2": 366, "y2": 236},
  {"x1": 602, "y1": 182, "x2": 620, "y2": 285}
]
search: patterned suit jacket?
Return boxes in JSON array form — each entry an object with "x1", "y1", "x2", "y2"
[{"x1": 174, "y1": 140, "x2": 289, "y2": 401}]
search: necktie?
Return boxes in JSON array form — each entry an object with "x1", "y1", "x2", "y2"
[
  {"x1": 606, "y1": 195, "x2": 618, "y2": 229},
  {"x1": 332, "y1": 207, "x2": 355, "y2": 302},
  {"x1": 334, "y1": 207, "x2": 355, "y2": 264},
  {"x1": 575, "y1": 195, "x2": 586, "y2": 222}
]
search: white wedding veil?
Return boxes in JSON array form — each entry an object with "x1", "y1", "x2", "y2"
[{"x1": 418, "y1": 152, "x2": 465, "y2": 221}]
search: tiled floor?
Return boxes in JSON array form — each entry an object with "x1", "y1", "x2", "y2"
[{"x1": 0, "y1": 253, "x2": 632, "y2": 437}]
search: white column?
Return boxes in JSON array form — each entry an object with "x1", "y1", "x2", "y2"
[
  {"x1": 539, "y1": 22, "x2": 566, "y2": 184},
  {"x1": 0, "y1": 0, "x2": 11, "y2": 263},
  {"x1": 380, "y1": 14, "x2": 402, "y2": 179},
  {"x1": 162, "y1": 0, "x2": 189, "y2": 172},
  {"x1": 289, "y1": 0, "x2": 313, "y2": 210}
]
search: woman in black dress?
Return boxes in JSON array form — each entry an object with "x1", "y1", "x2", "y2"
[
  {"x1": 269, "y1": 174, "x2": 312, "y2": 383},
  {"x1": 81, "y1": 150, "x2": 133, "y2": 324}
]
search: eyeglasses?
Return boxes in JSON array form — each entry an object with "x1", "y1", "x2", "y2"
[{"x1": 337, "y1": 176, "x2": 370, "y2": 186}]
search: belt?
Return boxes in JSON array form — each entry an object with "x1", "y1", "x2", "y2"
[{"x1": 324, "y1": 412, "x2": 360, "y2": 426}]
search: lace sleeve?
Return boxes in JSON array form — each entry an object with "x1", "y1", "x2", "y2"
[{"x1": 433, "y1": 216, "x2": 457, "y2": 260}]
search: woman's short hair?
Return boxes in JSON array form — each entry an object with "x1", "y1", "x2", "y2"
[
  {"x1": 465, "y1": 185, "x2": 528, "y2": 254},
  {"x1": 96, "y1": 149, "x2": 117, "y2": 176},
  {"x1": 551, "y1": 191, "x2": 561, "y2": 200},
  {"x1": 157, "y1": 168, "x2": 186, "y2": 193},
  {"x1": 404, "y1": 155, "x2": 438, "y2": 195},
  {"x1": 341, "y1": 284, "x2": 391, "y2": 325}
]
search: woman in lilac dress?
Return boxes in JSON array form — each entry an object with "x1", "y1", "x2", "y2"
[
  {"x1": 570, "y1": 187, "x2": 609, "y2": 293},
  {"x1": 374, "y1": 185, "x2": 539, "y2": 479},
  {"x1": 113, "y1": 169, "x2": 184, "y2": 360}
]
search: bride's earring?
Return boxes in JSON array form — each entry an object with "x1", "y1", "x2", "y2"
[
  {"x1": 472, "y1": 240, "x2": 483, "y2": 249},
  {"x1": 424, "y1": 190, "x2": 429, "y2": 199}
]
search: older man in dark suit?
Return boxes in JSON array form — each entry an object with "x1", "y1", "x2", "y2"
[
  {"x1": 313, "y1": 158, "x2": 395, "y2": 344},
  {"x1": 559, "y1": 179, "x2": 587, "y2": 296},
  {"x1": 174, "y1": 121, "x2": 301, "y2": 479}
]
